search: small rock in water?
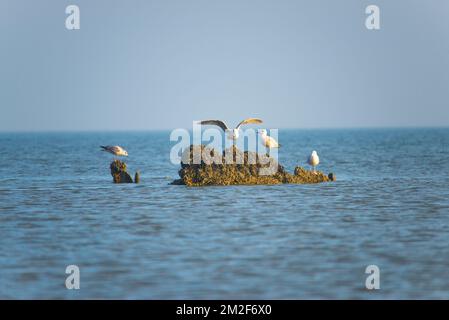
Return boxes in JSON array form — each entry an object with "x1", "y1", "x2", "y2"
[
  {"x1": 134, "y1": 171, "x2": 140, "y2": 184},
  {"x1": 328, "y1": 173, "x2": 336, "y2": 181},
  {"x1": 110, "y1": 160, "x2": 133, "y2": 183}
]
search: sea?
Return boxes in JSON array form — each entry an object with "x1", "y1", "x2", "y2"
[{"x1": 0, "y1": 128, "x2": 449, "y2": 299}]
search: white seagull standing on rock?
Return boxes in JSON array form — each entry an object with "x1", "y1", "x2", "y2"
[
  {"x1": 198, "y1": 118, "x2": 263, "y2": 141},
  {"x1": 307, "y1": 150, "x2": 320, "y2": 172},
  {"x1": 100, "y1": 145, "x2": 128, "y2": 157},
  {"x1": 259, "y1": 129, "x2": 280, "y2": 149}
]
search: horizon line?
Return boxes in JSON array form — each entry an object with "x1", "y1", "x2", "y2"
[{"x1": 1, "y1": 125, "x2": 448, "y2": 134}]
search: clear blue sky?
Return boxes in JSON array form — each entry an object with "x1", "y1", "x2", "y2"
[{"x1": 1, "y1": 0, "x2": 448, "y2": 131}]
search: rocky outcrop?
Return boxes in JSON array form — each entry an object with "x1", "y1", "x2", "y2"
[
  {"x1": 110, "y1": 160, "x2": 136, "y2": 183},
  {"x1": 172, "y1": 145, "x2": 335, "y2": 186}
]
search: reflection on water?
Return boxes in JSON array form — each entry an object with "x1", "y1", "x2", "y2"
[{"x1": 0, "y1": 128, "x2": 449, "y2": 299}]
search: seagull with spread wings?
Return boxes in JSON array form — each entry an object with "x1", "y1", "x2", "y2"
[{"x1": 198, "y1": 118, "x2": 263, "y2": 140}]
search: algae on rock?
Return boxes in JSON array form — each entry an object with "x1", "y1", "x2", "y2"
[
  {"x1": 110, "y1": 160, "x2": 135, "y2": 183},
  {"x1": 173, "y1": 145, "x2": 334, "y2": 186}
]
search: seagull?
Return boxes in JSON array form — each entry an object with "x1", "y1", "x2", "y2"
[
  {"x1": 100, "y1": 145, "x2": 128, "y2": 157},
  {"x1": 259, "y1": 129, "x2": 280, "y2": 150},
  {"x1": 307, "y1": 150, "x2": 320, "y2": 172},
  {"x1": 198, "y1": 118, "x2": 263, "y2": 141}
]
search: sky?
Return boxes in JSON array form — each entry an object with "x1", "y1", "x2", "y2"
[{"x1": 1, "y1": 0, "x2": 448, "y2": 131}]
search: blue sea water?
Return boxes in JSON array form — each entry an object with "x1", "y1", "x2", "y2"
[{"x1": 0, "y1": 128, "x2": 449, "y2": 299}]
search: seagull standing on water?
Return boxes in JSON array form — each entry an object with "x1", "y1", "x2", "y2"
[
  {"x1": 100, "y1": 145, "x2": 128, "y2": 157},
  {"x1": 198, "y1": 118, "x2": 263, "y2": 141},
  {"x1": 259, "y1": 129, "x2": 280, "y2": 151},
  {"x1": 307, "y1": 150, "x2": 320, "y2": 172}
]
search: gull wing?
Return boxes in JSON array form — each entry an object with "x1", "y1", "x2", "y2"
[
  {"x1": 100, "y1": 145, "x2": 121, "y2": 153},
  {"x1": 235, "y1": 118, "x2": 263, "y2": 129},
  {"x1": 109, "y1": 146, "x2": 121, "y2": 153},
  {"x1": 198, "y1": 120, "x2": 229, "y2": 131}
]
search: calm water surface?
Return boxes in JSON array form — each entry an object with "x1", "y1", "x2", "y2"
[{"x1": 1, "y1": 128, "x2": 449, "y2": 299}]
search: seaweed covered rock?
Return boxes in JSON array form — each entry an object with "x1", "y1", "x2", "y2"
[
  {"x1": 173, "y1": 145, "x2": 334, "y2": 186},
  {"x1": 292, "y1": 166, "x2": 331, "y2": 184},
  {"x1": 110, "y1": 160, "x2": 134, "y2": 183}
]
